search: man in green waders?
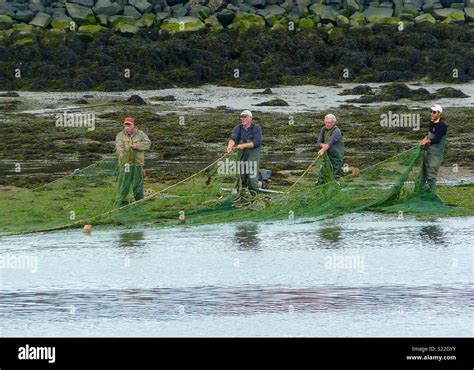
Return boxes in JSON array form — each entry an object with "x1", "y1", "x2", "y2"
[
  {"x1": 115, "y1": 117, "x2": 151, "y2": 207},
  {"x1": 227, "y1": 110, "x2": 262, "y2": 194},
  {"x1": 316, "y1": 114, "x2": 344, "y2": 184},
  {"x1": 419, "y1": 104, "x2": 447, "y2": 193}
]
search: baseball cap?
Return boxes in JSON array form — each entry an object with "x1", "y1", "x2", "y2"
[
  {"x1": 124, "y1": 117, "x2": 135, "y2": 125},
  {"x1": 240, "y1": 110, "x2": 253, "y2": 118},
  {"x1": 430, "y1": 104, "x2": 443, "y2": 113}
]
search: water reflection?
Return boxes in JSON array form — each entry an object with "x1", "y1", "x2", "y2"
[
  {"x1": 233, "y1": 223, "x2": 260, "y2": 251},
  {"x1": 117, "y1": 231, "x2": 146, "y2": 250},
  {"x1": 420, "y1": 225, "x2": 446, "y2": 246},
  {"x1": 319, "y1": 226, "x2": 342, "y2": 245}
]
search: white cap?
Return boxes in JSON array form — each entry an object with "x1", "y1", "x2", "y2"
[
  {"x1": 240, "y1": 110, "x2": 253, "y2": 118},
  {"x1": 430, "y1": 104, "x2": 443, "y2": 113}
]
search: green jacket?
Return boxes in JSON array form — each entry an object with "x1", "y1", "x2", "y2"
[{"x1": 115, "y1": 129, "x2": 151, "y2": 166}]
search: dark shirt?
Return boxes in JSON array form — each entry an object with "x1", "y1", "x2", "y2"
[
  {"x1": 316, "y1": 126, "x2": 343, "y2": 147},
  {"x1": 428, "y1": 118, "x2": 447, "y2": 145},
  {"x1": 230, "y1": 123, "x2": 262, "y2": 148}
]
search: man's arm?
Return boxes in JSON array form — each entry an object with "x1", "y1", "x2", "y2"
[
  {"x1": 227, "y1": 139, "x2": 236, "y2": 153},
  {"x1": 326, "y1": 128, "x2": 342, "y2": 147},
  {"x1": 227, "y1": 126, "x2": 240, "y2": 153}
]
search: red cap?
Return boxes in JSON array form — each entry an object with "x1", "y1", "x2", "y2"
[{"x1": 124, "y1": 117, "x2": 135, "y2": 125}]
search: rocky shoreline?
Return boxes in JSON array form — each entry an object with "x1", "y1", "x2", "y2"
[
  {"x1": 1, "y1": 0, "x2": 474, "y2": 35},
  {"x1": 0, "y1": 22, "x2": 472, "y2": 90}
]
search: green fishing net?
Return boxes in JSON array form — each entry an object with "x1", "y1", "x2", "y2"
[{"x1": 0, "y1": 146, "x2": 455, "y2": 236}]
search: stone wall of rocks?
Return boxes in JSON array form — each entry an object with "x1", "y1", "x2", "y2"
[{"x1": 0, "y1": 0, "x2": 473, "y2": 35}]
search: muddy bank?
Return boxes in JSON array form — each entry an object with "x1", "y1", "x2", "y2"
[{"x1": 1, "y1": 87, "x2": 472, "y2": 188}]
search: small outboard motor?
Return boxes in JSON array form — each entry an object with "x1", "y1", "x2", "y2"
[{"x1": 258, "y1": 169, "x2": 272, "y2": 190}]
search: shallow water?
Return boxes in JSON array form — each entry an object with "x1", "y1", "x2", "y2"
[
  {"x1": 8, "y1": 82, "x2": 474, "y2": 116},
  {"x1": 1, "y1": 213, "x2": 472, "y2": 337}
]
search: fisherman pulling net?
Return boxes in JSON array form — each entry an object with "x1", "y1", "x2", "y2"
[{"x1": 0, "y1": 105, "x2": 456, "y2": 236}]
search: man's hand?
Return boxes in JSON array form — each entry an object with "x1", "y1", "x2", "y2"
[
  {"x1": 227, "y1": 145, "x2": 234, "y2": 154},
  {"x1": 130, "y1": 144, "x2": 136, "y2": 150},
  {"x1": 318, "y1": 143, "x2": 329, "y2": 156},
  {"x1": 236, "y1": 144, "x2": 245, "y2": 150},
  {"x1": 420, "y1": 137, "x2": 430, "y2": 146}
]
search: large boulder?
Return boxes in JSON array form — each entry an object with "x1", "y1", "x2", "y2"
[
  {"x1": 51, "y1": 15, "x2": 72, "y2": 29},
  {"x1": 215, "y1": 9, "x2": 235, "y2": 26},
  {"x1": 137, "y1": 13, "x2": 156, "y2": 27},
  {"x1": 172, "y1": 6, "x2": 189, "y2": 17},
  {"x1": 207, "y1": 0, "x2": 226, "y2": 11},
  {"x1": 239, "y1": 3, "x2": 258, "y2": 13},
  {"x1": 189, "y1": 5, "x2": 212, "y2": 19},
  {"x1": 309, "y1": 4, "x2": 338, "y2": 22},
  {"x1": 204, "y1": 14, "x2": 224, "y2": 30},
  {"x1": 336, "y1": 14, "x2": 350, "y2": 27},
  {"x1": 0, "y1": 3, "x2": 16, "y2": 18},
  {"x1": 346, "y1": 0, "x2": 359, "y2": 12},
  {"x1": 93, "y1": 0, "x2": 122, "y2": 16},
  {"x1": 363, "y1": 7, "x2": 393, "y2": 23},
  {"x1": 79, "y1": 24, "x2": 106, "y2": 33},
  {"x1": 296, "y1": 0, "x2": 310, "y2": 6},
  {"x1": 14, "y1": 10, "x2": 36, "y2": 22},
  {"x1": 51, "y1": 7, "x2": 67, "y2": 17},
  {"x1": 245, "y1": 0, "x2": 266, "y2": 7},
  {"x1": 260, "y1": 4, "x2": 286, "y2": 16},
  {"x1": 109, "y1": 15, "x2": 136, "y2": 25},
  {"x1": 65, "y1": 3, "x2": 94, "y2": 23},
  {"x1": 114, "y1": 22, "x2": 139, "y2": 34},
  {"x1": 129, "y1": 0, "x2": 153, "y2": 13},
  {"x1": 298, "y1": 16, "x2": 314, "y2": 28},
  {"x1": 433, "y1": 8, "x2": 464, "y2": 22},
  {"x1": 349, "y1": 11, "x2": 366, "y2": 26},
  {"x1": 161, "y1": 16, "x2": 206, "y2": 32},
  {"x1": 123, "y1": 5, "x2": 142, "y2": 19},
  {"x1": 69, "y1": 0, "x2": 95, "y2": 7},
  {"x1": 29, "y1": 2, "x2": 45, "y2": 14},
  {"x1": 156, "y1": 12, "x2": 170, "y2": 20},
  {"x1": 0, "y1": 15, "x2": 13, "y2": 30},
  {"x1": 12, "y1": 23, "x2": 34, "y2": 33},
  {"x1": 414, "y1": 13, "x2": 436, "y2": 25},
  {"x1": 14, "y1": 36, "x2": 35, "y2": 46},
  {"x1": 29, "y1": 12, "x2": 52, "y2": 28},
  {"x1": 465, "y1": 8, "x2": 474, "y2": 22},
  {"x1": 229, "y1": 11, "x2": 265, "y2": 31},
  {"x1": 441, "y1": 11, "x2": 465, "y2": 24}
]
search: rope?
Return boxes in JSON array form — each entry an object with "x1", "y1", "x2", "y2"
[
  {"x1": 0, "y1": 153, "x2": 230, "y2": 237},
  {"x1": 285, "y1": 154, "x2": 321, "y2": 194}
]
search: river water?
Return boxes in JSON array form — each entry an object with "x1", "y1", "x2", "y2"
[
  {"x1": 1, "y1": 214, "x2": 472, "y2": 337},
  {"x1": 1, "y1": 84, "x2": 473, "y2": 336}
]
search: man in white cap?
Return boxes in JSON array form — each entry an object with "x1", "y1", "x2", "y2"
[
  {"x1": 419, "y1": 104, "x2": 447, "y2": 193},
  {"x1": 227, "y1": 110, "x2": 262, "y2": 193}
]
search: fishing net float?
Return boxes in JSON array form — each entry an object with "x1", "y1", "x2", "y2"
[{"x1": 0, "y1": 146, "x2": 454, "y2": 237}]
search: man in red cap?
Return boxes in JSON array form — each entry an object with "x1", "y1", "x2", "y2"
[{"x1": 115, "y1": 117, "x2": 151, "y2": 206}]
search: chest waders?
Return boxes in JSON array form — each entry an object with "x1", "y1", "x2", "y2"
[
  {"x1": 420, "y1": 130, "x2": 446, "y2": 192},
  {"x1": 235, "y1": 135, "x2": 261, "y2": 193},
  {"x1": 318, "y1": 126, "x2": 344, "y2": 184},
  {"x1": 116, "y1": 147, "x2": 145, "y2": 207}
]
